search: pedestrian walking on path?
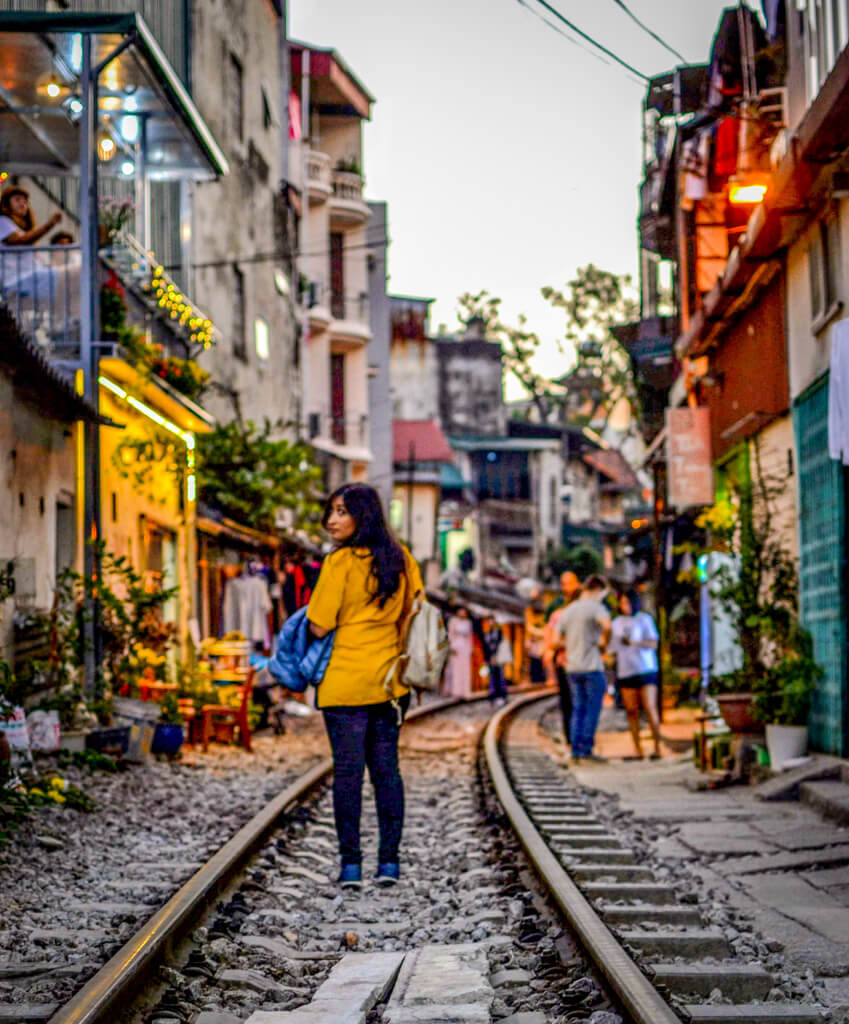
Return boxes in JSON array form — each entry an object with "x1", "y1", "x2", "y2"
[
  {"x1": 609, "y1": 590, "x2": 662, "y2": 760},
  {"x1": 480, "y1": 614, "x2": 508, "y2": 705},
  {"x1": 544, "y1": 571, "x2": 581, "y2": 746},
  {"x1": 306, "y1": 483, "x2": 423, "y2": 890},
  {"x1": 445, "y1": 607, "x2": 474, "y2": 698},
  {"x1": 556, "y1": 575, "x2": 612, "y2": 763}
]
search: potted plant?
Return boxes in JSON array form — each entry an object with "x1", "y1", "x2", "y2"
[
  {"x1": 752, "y1": 625, "x2": 823, "y2": 769},
  {"x1": 694, "y1": 446, "x2": 816, "y2": 739},
  {"x1": 151, "y1": 692, "x2": 184, "y2": 756}
]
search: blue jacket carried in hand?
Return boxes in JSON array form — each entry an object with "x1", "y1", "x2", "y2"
[{"x1": 268, "y1": 607, "x2": 334, "y2": 693}]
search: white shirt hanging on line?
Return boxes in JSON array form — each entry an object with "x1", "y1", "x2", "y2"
[{"x1": 828, "y1": 318, "x2": 849, "y2": 465}]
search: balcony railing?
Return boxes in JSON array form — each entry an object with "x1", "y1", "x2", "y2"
[
  {"x1": 329, "y1": 291, "x2": 369, "y2": 323},
  {"x1": 331, "y1": 168, "x2": 364, "y2": 202},
  {"x1": 309, "y1": 410, "x2": 369, "y2": 448},
  {"x1": 103, "y1": 232, "x2": 217, "y2": 351},
  {"x1": 306, "y1": 150, "x2": 332, "y2": 200},
  {"x1": 0, "y1": 245, "x2": 82, "y2": 362}
]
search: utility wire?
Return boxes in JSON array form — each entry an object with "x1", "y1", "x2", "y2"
[
  {"x1": 530, "y1": 0, "x2": 650, "y2": 81},
  {"x1": 608, "y1": 0, "x2": 686, "y2": 64},
  {"x1": 515, "y1": 0, "x2": 616, "y2": 74},
  {"x1": 165, "y1": 236, "x2": 390, "y2": 272}
]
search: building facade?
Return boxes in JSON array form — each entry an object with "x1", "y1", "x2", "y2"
[{"x1": 290, "y1": 42, "x2": 375, "y2": 493}]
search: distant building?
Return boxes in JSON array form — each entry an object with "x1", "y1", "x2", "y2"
[
  {"x1": 392, "y1": 419, "x2": 455, "y2": 562},
  {"x1": 435, "y1": 321, "x2": 506, "y2": 439},
  {"x1": 367, "y1": 202, "x2": 393, "y2": 510},
  {"x1": 289, "y1": 42, "x2": 376, "y2": 492},
  {"x1": 389, "y1": 296, "x2": 438, "y2": 422}
]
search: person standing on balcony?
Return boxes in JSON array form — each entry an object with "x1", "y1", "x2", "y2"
[
  {"x1": 0, "y1": 186, "x2": 62, "y2": 248},
  {"x1": 0, "y1": 186, "x2": 62, "y2": 301},
  {"x1": 307, "y1": 483, "x2": 423, "y2": 890}
]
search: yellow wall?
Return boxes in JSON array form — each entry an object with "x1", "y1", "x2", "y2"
[{"x1": 97, "y1": 384, "x2": 197, "y2": 652}]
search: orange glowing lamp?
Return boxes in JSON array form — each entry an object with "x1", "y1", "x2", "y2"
[{"x1": 728, "y1": 176, "x2": 768, "y2": 205}]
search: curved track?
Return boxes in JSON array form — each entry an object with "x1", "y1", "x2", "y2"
[{"x1": 487, "y1": 691, "x2": 825, "y2": 1024}]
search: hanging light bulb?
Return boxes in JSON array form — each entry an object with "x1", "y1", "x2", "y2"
[
  {"x1": 97, "y1": 130, "x2": 117, "y2": 162},
  {"x1": 37, "y1": 70, "x2": 67, "y2": 100}
]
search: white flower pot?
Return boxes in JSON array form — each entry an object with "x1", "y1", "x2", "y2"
[{"x1": 765, "y1": 724, "x2": 808, "y2": 770}]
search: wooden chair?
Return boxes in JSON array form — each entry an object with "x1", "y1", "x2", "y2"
[{"x1": 200, "y1": 667, "x2": 255, "y2": 753}]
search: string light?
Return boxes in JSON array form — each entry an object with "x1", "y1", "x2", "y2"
[{"x1": 144, "y1": 264, "x2": 215, "y2": 349}]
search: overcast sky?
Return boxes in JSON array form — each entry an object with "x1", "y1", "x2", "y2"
[{"x1": 290, "y1": 0, "x2": 746, "y2": 392}]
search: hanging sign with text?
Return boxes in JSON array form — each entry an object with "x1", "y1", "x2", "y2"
[{"x1": 666, "y1": 406, "x2": 714, "y2": 508}]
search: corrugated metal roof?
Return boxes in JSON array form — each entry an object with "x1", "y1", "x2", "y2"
[{"x1": 0, "y1": 304, "x2": 105, "y2": 423}]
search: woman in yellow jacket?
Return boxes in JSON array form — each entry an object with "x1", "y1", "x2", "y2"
[{"x1": 307, "y1": 483, "x2": 423, "y2": 890}]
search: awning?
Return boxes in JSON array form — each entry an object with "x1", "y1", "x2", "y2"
[{"x1": 0, "y1": 12, "x2": 228, "y2": 179}]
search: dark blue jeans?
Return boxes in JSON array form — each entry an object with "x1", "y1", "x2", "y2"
[
  {"x1": 568, "y1": 671, "x2": 606, "y2": 756},
  {"x1": 322, "y1": 694, "x2": 409, "y2": 867},
  {"x1": 488, "y1": 664, "x2": 507, "y2": 701}
]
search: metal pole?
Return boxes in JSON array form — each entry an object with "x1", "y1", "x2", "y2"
[
  {"x1": 80, "y1": 34, "x2": 102, "y2": 697},
  {"x1": 299, "y1": 48, "x2": 311, "y2": 439},
  {"x1": 407, "y1": 441, "x2": 415, "y2": 551}
]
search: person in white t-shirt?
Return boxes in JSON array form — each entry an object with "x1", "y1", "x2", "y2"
[{"x1": 609, "y1": 590, "x2": 661, "y2": 760}]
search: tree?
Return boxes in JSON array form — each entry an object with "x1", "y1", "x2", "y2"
[
  {"x1": 457, "y1": 264, "x2": 639, "y2": 429},
  {"x1": 197, "y1": 419, "x2": 323, "y2": 534}
]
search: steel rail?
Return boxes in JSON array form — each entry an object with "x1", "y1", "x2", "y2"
[
  {"x1": 483, "y1": 689, "x2": 682, "y2": 1024},
  {"x1": 50, "y1": 695, "x2": 463, "y2": 1024}
]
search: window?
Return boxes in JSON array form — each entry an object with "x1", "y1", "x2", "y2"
[
  {"x1": 233, "y1": 265, "x2": 246, "y2": 360},
  {"x1": 806, "y1": 0, "x2": 849, "y2": 98},
  {"x1": 331, "y1": 353, "x2": 346, "y2": 444},
  {"x1": 228, "y1": 53, "x2": 244, "y2": 143},
  {"x1": 809, "y1": 217, "x2": 842, "y2": 331},
  {"x1": 330, "y1": 232, "x2": 345, "y2": 319},
  {"x1": 254, "y1": 317, "x2": 270, "y2": 360}
]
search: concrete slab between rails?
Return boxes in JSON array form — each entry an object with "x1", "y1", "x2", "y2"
[
  {"x1": 0, "y1": 1006, "x2": 57, "y2": 1022},
  {"x1": 683, "y1": 1006, "x2": 825, "y2": 1022},
  {"x1": 383, "y1": 943, "x2": 493, "y2": 1024},
  {"x1": 244, "y1": 951, "x2": 404, "y2": 1024},
  {"x1": 648, "y1": 963, "x2": 773, "y2": 1001}
]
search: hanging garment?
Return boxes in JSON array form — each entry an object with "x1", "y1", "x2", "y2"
[
  {"x1": 681, "y1": 136, "x2": 708, "y2": 203},
  {"x1": 828, "y1": 319, "x2": 849, "y2": 465},
  {"x1": 762, "y1": 0, "x2": 785, "y2": 43},
  {"x1": 222, "y1": 573, "x2": 273, "y2": 645},
  {"x1": 714, "y1": 116, "x2": 739, "y2": 178}
]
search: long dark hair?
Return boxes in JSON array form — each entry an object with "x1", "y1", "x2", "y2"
[{"x1": 322, "y1": 483, "x2": 405, "y2": 607}]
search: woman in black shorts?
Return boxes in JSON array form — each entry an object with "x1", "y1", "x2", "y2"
[{"x1": 610, "y1": 591, "x2": 661, "y2": 760}]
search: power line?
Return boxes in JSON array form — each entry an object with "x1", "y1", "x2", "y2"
[
  {"x1": 515, "y1": 0, "x2": 617, "y2": 75},
  {"x1": 166, "y1": 236, "x2": 390, "y2": 272},
  {"x1": 608, "y1": 0, "x2": 686, "y2": 64},
  {"x1": 530, "y1": 0, "x2": 650, "y2": 81}
]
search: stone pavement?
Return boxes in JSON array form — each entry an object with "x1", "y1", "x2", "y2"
[{"x1": 571, "y1": 749, "x2": 849, "y2": 1018}]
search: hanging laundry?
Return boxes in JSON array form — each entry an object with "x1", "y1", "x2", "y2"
[
  {"x1": 714, "y1": 116, "x2": 738, "y2": 179},
  {"x1": 288, "y1": 90, "x2": 301, "y2": 140},
  {"x1": 681, "y1": 135, "x2": 708, "y2": 203},
  {"x1": 828, "y1": 319, "x2": 849, "y2": 465},
  {"x1": 222, "y1": 571, "x2": 273, "y2": 646},
  {"x1": 762, "y1": 0, "x2": 785, "y2": 43}
]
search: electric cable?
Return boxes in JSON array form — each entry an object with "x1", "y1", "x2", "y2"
[
  {"x1": 529, "y1": 0, "x2": 650, "y2": 81},
  {"x1": 164, "y1": 236, "x2": 390, "y2": 272},
  {"x1": 515, "y1": 0, "x2": 617, "y2": 74},
  {"x1": 608, "y1": 0, "x2": 686, "y2": 64}
]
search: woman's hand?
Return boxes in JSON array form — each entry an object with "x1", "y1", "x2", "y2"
[{"x1": 48, "y1": 211, "x2": 61, "y2": 229}]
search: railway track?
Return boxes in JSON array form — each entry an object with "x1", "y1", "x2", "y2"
[
  {"x1": 8, "y1": 689, "x2": 830, "y2": 1023},
  {"x1": 490, "y1": 691, "x2": 827, "y2": 1024}
]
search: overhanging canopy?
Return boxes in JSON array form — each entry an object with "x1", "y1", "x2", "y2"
[{"x1": 0, "y1": 12, "x2": 228, "y2": 180}]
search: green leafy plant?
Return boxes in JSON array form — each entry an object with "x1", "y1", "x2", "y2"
[
  {"x1": 544, "y1": 543, "x2": 602, "y2": 581},
  {"x1": 197, "y1": 419, "x2": 323, "y2": 533},
  {"x1": 23, "y1": 547, "x2": 177, "y2": 716},
  {"x1": 158, "y1": 691, "x2": 183, "y2": 725},
  {"x1": 696, "y1": 444, "x2": 823, "y2": 726}
]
